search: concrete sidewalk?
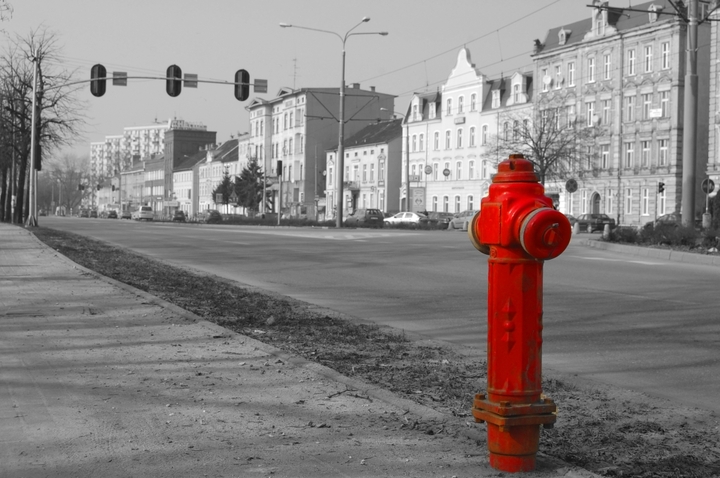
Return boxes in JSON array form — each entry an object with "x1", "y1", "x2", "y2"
[{"x1": 0, "y1": 223, "x2": 597, "y2": 478}]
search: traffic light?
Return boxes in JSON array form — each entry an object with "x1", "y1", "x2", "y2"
[
  {"x1": 97, "y1": 184, "x2": 101, "y2": 191},
  {"x1": 166, "y1": 64, "x2": 182, "y2": 97},
  {"x1": 277, "y1": 160, "x2": 282, "y2": 178},
  {"x1": 90, "y1": 64, "x2": 107, "y2": 97},
  {"x1": 112, "y1": 185, "x2": 116, "y2": 191},
  {"x1": 658, "y1": 182, "x2": 665, "y2": 194},
  {"x1": 234, "y1": 69, "x2": 250, "y2": 101},
  {"x1": 78, "y1": 184, "x2": 84, "y2": 191}
]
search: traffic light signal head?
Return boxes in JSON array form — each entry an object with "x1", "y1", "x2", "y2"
[
  {"x1": 78, "y1": 184, "x2": 84, "y2": 191},
  {"x1": 97, "y1": 184, "x2": 101, "y2": 191},
  {"x1": 235, "y1": 69, "x2": 250, "y2": 101},
  {"x1": 166, "y1": 64, "x2": 182, "y2": 97},
  {"x1": 112, "y1": 185, "x2": 116, "y2": 191},
  {"x1": 658, "y1": 182, "x2": 665, "y2": 194},
  {"x1": 90, "y1": 64, "x2": 107, "y2": 97}
]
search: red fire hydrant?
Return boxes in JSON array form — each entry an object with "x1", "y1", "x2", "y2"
[{"x1": 468, "y1": 154, "x2": 571, "y2": 472}]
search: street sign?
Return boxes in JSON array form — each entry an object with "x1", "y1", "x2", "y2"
[
  {"x1": 443, "y1": 168, "x2": 451, "y2": 177},
  {"x1": 565, "y1": 178, "x2": 578, "y2": 193},
  {"x1": 424, "y1": 165, "x2": 433, "y2": 175},
  {"x1": 216, "y1": 193, "x2": 224, "y2": 204},
  {"x1": 702, "y1": 178, "x2": 715, "y2": 194}
]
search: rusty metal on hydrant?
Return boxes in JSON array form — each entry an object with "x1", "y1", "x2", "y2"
[{"x1": 467, "y1": 154, "x2": 571, "y2": 473}]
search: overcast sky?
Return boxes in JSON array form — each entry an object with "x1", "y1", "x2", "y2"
[{"x1": 4, "y1": 0, "x2": 592, "y2": 160}]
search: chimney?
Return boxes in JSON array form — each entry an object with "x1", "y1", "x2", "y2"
[
  {"x1": 352, "y1": 83, "x2": 360, "y2": 89},
  {"x1": 370, "y1": 86, "x2": 375, "y2": 92}
]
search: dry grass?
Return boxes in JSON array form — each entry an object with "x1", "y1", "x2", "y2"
[{"x1": 32, "y1": 226, "x2": 720, "y2": 477}]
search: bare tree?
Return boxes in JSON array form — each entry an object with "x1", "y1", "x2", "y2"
[
  {"x1": 0, "y1": 26, "x2": 87, "y2": 222},
  {"x1": 485, "y1": 96, "x2": 599, "y2": 186}
]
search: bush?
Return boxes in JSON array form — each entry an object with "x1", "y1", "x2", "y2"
[{"x1": 609, "y1": 226, "x2": 640, "y2": 244}]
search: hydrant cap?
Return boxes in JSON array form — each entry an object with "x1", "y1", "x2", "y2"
[
  {"x1": 520, "y1": 208, "x2": 572, "y2": 260},
  {"x1": 493, "y1": 155, "x2": 539, "y2": 183}
]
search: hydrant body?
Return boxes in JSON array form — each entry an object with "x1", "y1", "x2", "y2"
[{"x1": 469, "y1": 154, "x2": 571, "y2": 472}]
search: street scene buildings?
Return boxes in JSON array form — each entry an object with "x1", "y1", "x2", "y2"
[{"x1": 86, "y1": 0, "x2": 714, "y2": 226}]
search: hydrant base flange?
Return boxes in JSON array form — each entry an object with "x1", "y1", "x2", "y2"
[{"x1": 471, "y1": 396, "x2": 557, "y2": 428}]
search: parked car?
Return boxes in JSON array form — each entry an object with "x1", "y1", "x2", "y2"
[
  {"x1": 120, "y1": 210, "x2": 132, "y2": 220},
  {"x1": 425, "y1": 211, "x2": 455, "y2": 230},
  {"x1": 132, "y1": 206, "x2": 154, "y2": 221},
  {"x1": 79, "y1": 209, "x2": 90, "y2": 218},
  {"x1": 448, "y1": 210, "x2": 480, "y2": 230},
  {"x1": 106, "y1": 210, "x2": 118, "y2": 219},
  {"x1": 564, "y1": 214, "x2": 577, "y2": 226},
  {"x1": 383, "y1": 211, "x2": 429, "y2": 227},
  {"x1": 344, "y1": 208, "x2": 384, "y2": 228},
  {"x1": 643, "y1": 212, "x2": 702, "y2": 230},
  {"x1": 172, "y1": 210, "x2": 186, "y2": 222},
  {"x1": 89, "y1": 210, "x2": 98, "y2": 218},
  {"x1": 576, "y1": 213, "x2": 616, "y2": 233},
  {"x1": 199, "y1": 209, "x2": 222, "y2": 224}
]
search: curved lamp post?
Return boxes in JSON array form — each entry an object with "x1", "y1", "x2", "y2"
[{"x1": 279, "y1": 18, "x2": 388, "y2": 227}]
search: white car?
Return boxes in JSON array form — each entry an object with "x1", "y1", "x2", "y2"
[
  {"x1": 383, "y1": 212, "x2": 429, "y2": 227},
  {"x1": 132, "y1": 206, "x2": 154, "y2": 221}
]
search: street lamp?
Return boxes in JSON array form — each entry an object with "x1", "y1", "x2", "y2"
[
  {"x1": 280, "y1": 18, "x2": 388, "y2": 228},
  {"x1": 382, "y1": 108, "x2": 411, "y2": 212}
]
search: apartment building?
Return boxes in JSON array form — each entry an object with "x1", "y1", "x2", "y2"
[
  {"x1": 402, "y1": 48, "x2": 533, "y2": 214},
  {"x1": 533, "y1": 0, "x2": 710, "y2": 225},
  {"x1": 324, "y1": 119, "x2": 402, "y2": 218},
  {"x1": 246, "y1": 85, "x2": 395, "y2": 218},
  {"x1": 198, "y1": 139, "x2": 239, "y2": 212}
]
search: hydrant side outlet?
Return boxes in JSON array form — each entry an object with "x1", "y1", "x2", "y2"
[{"x1": 469, "y1": 154, "x2": 571, "y2": 473}]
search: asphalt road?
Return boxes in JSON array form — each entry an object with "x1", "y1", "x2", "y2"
[{"x1": 40, "y1": 216, "x2": 720, "y2": 414}]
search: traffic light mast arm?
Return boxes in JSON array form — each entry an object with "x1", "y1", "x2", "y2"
[{"x1": 65, "y1": 76, "x2": 259, "y2": 89}]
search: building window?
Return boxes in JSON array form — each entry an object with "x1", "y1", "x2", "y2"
[
  {"x1": 445, "y1": 131, "x2": 451, "y2": 149},
  {"x1": 660, "y1": 91, "x2": 670, "y2": 117},
  {"x1": 644, "y1": 45, "x2": 653, "y2": 72},
  {"x1": 642, "y1": 187, "x2": 650, "y2": 215},
  {"x1": 661, "y1": 42, "x2": 670, "y2": 69},
  {"x1": 456, "y1": 161, "x2": 462, "y2": 180},
  {"x1": 492, "y1": 90, "x2": 500, "y2": 108},
  {"x1": 419, "y1": 134, "x2": 424, "y2": 151},
  {"x1": 658, "y1": 186, "x2": 666, "y2": 215},
  {"x1": 446, "y1": 98, "x2": 452, "y2": 116},
  {"x1": 567, "y1": 61, "x2": 575, "y2": 86},
  {"x1": 601, "y1": 144, "x2": 609, "y2": 169},
  {"x1": 467, "y1": 195, "x2": 474, "y2": 210},
  {"x1": 542, "y1": 68, "x2": 549, "y2": 91},
  {"x1": 602, "y1": 99, "x2": 611, "y2": 124},
  {"x1": 429, "y1": 103, "x2": 436, "y2": 119},
  {"x1": 370, "y1": 163, "x2": 375, "y2": 181},
  {"x1": 412, "y1": 135, "x2": 417, "y2": 152},
  {"x1": 566, "y1": 104, "x2": 575, "y2": 127},
  {"x1": 603, "y1": 54, "x2": 611, "y2": 80},
  {"x1": 444, "y1": 162, "x2": 450, "y2": 180},
  {"x1": 362, "y1": 164, "x2": 367, "y2": 182},
  {"x1": 443, "y1": 196, "x2": 449, "y2": 212},
  {"x1": 482, "y1": 161, "x2": 488, "y2": 179},
  {"x1": 554, "y1": 66, "x2": 561, "y2": 90},
  {"x1": 586, "y1": 101, "x2": 595, "y2": 126},
  {"x1": 607, "y1": 189, "x2": 614, "y2": 215},
  {"x1": 625, "y1": 188, "x2": 633, "y2": 215},
  {"x1": 659, "y1": 139, "x2": 668, "y2": 166},
  {"x1": 470, "y1": 94, "x2": 477, "y2": 111},
  {"x1": 433, "y1": 163, "x2": 439, "y2": 181},
  {"x1": 470, "y1": 127, "x2": 476, "y2": 147},
  {"x1": 624, "y1": 142, "x2": 635, "y2": 168},
  {"x1": 641, "y1": 140, "x2": 650, "y2": 166},
  {"x1": 503, "y1": 122, "x2": 510, "y2": 141},
  {"x1": 432, "y1": 196, "x2": 438, "y2": 212},
  {"x1": 642, "y1": 93, "x2": 652, "y2": 120},
  {"x1": 581, "y1": 190, "x2": 588, "y2": 214},
  {"x1": 412, "y1": 104, "x2": 418, "y2": 121},
  {"x1": 469, "y1": 160, "x2": 475, "y2": 178},
  {"x1": 481, "y1": 125, "x2": 488, "y2": 145},
  {"x1": 458, "y1": 96, "x2": 464, "y2": 113},
  {"x1": 434, "y1": 131, "x2": 440, "y2": 150},
  {"x1": 456, "y1": 128, "x2": 463, "y2": 148},
  {"x1": 454, "y1": 195, "x2": 461, "y2": 213},
  {"x1": 625, "y1": 95, "x2": 635, "y2": 122},
  {"x1": 628, "y1": 49, "x2": 636, "y2": 76},
  {"x1": 588, "y1": 57, "x2": 595, "y2": 83}
]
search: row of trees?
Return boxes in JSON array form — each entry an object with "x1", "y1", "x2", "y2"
[
  {"x1": 211, "y1": 157, "x2": 272, "y2": 214},
  {"x1": 0, "y1": 24, "x2": 85, "y2": 223}
]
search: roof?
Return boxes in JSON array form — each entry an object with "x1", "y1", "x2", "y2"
[
  {"x1": 481, "y1": 73, "x2": 533, "y2": 111},
  {"x1": 175, "y1": 150, "x2": 206, "y2": 172},
  {"x1": 212, "y1": 138, "x2": 239, "y2": 164},
  {"x1": 538, "y1": 0, "x2": 679, "y2": 54},
  {"x1": 327, "y1": 119, "x2": 402, "y2": 152}
]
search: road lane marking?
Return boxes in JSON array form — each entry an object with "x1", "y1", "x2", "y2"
[{"x1": 569, "y1": 256, "x2": 665, "y2": 266}]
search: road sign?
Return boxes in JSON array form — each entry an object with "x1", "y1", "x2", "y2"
[
  {"x1": 702, "y1": 178, "x2": 715, "y2": 194},
  {"x1": 425, "y1": 165, "x2": 433, "y2": 175},
  {"x1": 565, "y1": 178, "x2": 578, "y2": 193}
]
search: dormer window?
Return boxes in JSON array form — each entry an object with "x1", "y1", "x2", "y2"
[
  {"x1": 558, "y1": 28, "x2": 571, "y2": 46},
  {"x1": 649, "y1": 4, "x2": 663, "y2": 22},
  {"x1": 492, "y1": 90, "x2": 501, "y2": 109},
  {"x1": 429, "y1": 102, "x2": 436, "y2": 119}
]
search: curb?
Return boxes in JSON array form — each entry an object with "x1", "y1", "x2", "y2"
[{"x1": 572, "y1": 235, "x2": 720, "y2": 266}]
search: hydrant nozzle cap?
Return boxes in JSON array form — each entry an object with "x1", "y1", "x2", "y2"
[{"x1": 493, "y1": 155, "x2": 539, "y2": 183}]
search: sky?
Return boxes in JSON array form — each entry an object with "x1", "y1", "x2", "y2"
[{"x1": 3, "y1": 0, "x2": 595, "y2": 161}]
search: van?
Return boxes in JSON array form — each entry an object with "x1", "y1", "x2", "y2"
[{"x1": 132, "y1": 206, "x2": 154, "y2": 221}]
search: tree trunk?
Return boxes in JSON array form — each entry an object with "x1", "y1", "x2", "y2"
[{"x1": 1, "y1": 166, "x2": 7, "y2": 222}]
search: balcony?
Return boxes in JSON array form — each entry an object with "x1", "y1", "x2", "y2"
[{"x1": 343, "y1": 181, "x2": 360, "y2": 191}]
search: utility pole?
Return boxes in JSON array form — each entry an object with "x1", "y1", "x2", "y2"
[{"x1": 681, "y1": 0, "x2": 699, "y2": 227}]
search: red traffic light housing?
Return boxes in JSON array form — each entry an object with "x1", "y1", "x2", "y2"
[
  {"x1": 166, "y1": 65, "x2": 182, "y2": 97},
  {"x1": 90, "y1": 64, "x2": 107, "y2": 97},
  {"x1": 235, "y1": 69, "x2": 250, "y2": 101}
]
